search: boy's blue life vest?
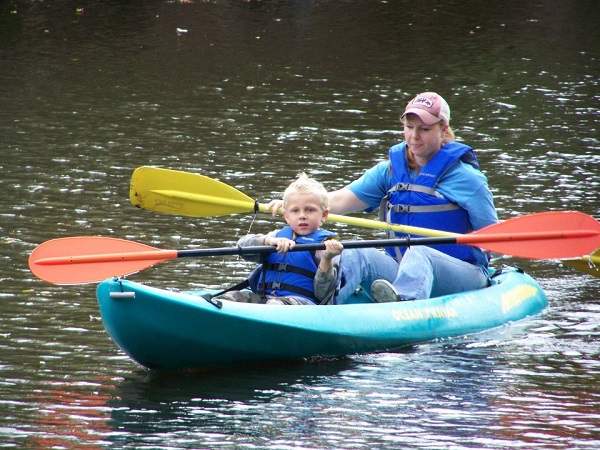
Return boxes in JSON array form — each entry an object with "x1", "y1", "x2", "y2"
[
  {"x1": 249, "y1": 226, "x2": 338, "y2": 303},
  {"x1": 380, "y1": 141, "x2": 480, "y2": 264}
]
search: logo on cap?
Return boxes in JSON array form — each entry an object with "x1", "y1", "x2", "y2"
[{"x1": 412, "y1": 97, "x2": 434, "y2": 109}]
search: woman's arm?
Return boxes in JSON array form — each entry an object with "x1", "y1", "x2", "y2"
[
  {"x1": 327, "y1": 187, "x2": 369, "y2": 215},
  {"x1": 266, "y1": 162, "x2": 385, "y2": 217}
]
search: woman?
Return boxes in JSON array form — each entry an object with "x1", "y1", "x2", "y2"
[{"x1": 270, "y1": 92, "x2": 498, "y2": 302}]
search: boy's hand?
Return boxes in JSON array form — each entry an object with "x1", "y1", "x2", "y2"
[
  {"x1": 318, "y1": 239, "x2": 343, "y2": 272},
  {"x1": 322, "y1": 239, "x2": 343, "y2": 261},
  {"x1": 265, "y1": 236, "x2": 295, "y2": 253},
  {"x1": 321, "y1": 239, "x2": 344, "y2": 265}
]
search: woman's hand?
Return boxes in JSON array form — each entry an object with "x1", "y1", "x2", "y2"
[{"x1": 266, "y1": 199, "x2": 284, "y2": 217}]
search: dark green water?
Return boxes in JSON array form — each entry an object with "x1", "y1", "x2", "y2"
[{"x1": 1, "y1": 0, "x2": 599, "y2": 448}]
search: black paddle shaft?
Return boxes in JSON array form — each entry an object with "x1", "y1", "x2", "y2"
[{"x1": 176, "y1": 237, "x2": 458, "y2": 259}]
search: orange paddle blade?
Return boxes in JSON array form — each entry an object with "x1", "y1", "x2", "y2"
[
  {"x1": 459, "y1": 211, "x2": 600, "y2": 259},
  {"x1": 29, "y1": 237, "x2": 176, "y2": 285}
]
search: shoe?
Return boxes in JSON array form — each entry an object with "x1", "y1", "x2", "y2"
[{"x1": 371, "y1": 279, "x2": 402, "y2": 303}]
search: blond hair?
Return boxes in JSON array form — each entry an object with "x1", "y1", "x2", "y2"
[
  {"x1": 442, "y1": 122, "x2": 455, "y2": 144},
  {"x1": 283, "y1": 172, "x2": 329, "y2": 211}
]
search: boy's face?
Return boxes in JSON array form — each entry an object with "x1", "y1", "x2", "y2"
[{"x1": 283, "y1": 192, "x2": 329, "y2": 236}]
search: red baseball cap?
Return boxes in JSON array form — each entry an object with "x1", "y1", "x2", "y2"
[{"x1": 401, "y1": 92, "x2": 450, "y2": 125}]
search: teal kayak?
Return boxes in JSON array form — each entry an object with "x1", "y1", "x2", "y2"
[{"x1": 96, "y1": 266, "x2": 547, "y2": 371}]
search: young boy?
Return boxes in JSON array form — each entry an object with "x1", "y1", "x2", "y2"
[{"x1": 221, "y1": 173, "x2": 343, "y2": 305}]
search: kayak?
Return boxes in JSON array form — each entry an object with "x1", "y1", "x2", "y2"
[{"x1": 96, "y1": 266, "x2": 547, "y2": 371}]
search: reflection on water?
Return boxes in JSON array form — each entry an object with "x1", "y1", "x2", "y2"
[{"x1": 1, "y1": 0, "x2": 599, "y2": 448}]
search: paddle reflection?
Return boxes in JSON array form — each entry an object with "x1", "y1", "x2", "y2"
[{"x1": 24, "y1": 378, "x2": 114, "y2": 449}]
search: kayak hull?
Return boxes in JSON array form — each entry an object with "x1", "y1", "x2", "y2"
[{"x1": 96, "y1": 267, "x2": 547, "y2": 371}]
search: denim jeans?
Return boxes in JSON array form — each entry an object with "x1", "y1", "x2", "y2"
[
  {"x1": 336, "y1": 248, "x2": 398, "y2": 303},
  {"x1": 392, "y1": 246, "x2": 489, "y2": 300},
  {"x1": 336, "y1": 246, "x2": 488, "y2": 302}
]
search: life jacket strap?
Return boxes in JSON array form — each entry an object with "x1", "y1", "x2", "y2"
[
  {"x1": 388, "y1": 203, "x2": 460, "y2": 213},
  {"x1": 259, "y1": 281, "x2": 316, "y2": 301},
  {"x1": 389, "y1": 182, "x2": 444, "y2": 198},
  {"x1": 265, "y1": 262, "x2": 315, "y2": 279}
]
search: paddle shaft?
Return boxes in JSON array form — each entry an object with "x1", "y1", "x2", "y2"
[
  {"x1": 32, "y1": 238, "x2": 443, "y2": 266},
  {"x1": 149, "y1": 188, "x2": 459, "y2": 238},
  {"x1": 177, "y1": 230, "x2": 597, "y2": 257},
  {"x1": 32, "y1": 230, "x2": 597, "y2": 266}
]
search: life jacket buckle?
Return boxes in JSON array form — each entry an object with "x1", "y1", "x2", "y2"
[{"x1": 391, "y1": 204, "x2": 410, "y2": 213}]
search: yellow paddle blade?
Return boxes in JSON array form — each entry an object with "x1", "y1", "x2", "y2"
[
  {"x1": 130, "y1": 167, "x2": 257, "y2": 217},
  {"x1": 563, "y1": 249, "x2": 600, "y2": 278}
]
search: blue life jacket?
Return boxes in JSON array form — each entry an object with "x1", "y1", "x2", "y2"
[
  {"x1": 250, "y1": 226, "x2": 338, "y2": 303},
  {"x1": 380, "y1": 141, "x2": 480, "y2": 264}
]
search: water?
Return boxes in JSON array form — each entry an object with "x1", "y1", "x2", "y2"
[{"x1": 1, "y1": 0, "x2": 599, "y2": 448}]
